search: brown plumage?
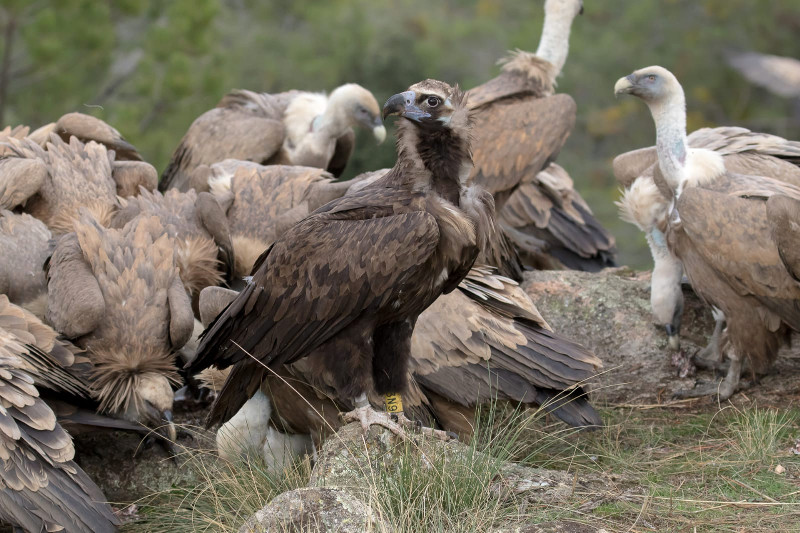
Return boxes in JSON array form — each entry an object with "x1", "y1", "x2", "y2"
[
  {"x1": 45, "y1": 212, "x2": 193, "y2": 432},
  {"x1": 0, "y1": 296, "x2": 118, "y2": 533},
  {"x1": 111, "y1": 187, "x2": 234, "y2": 297},
  {"x1": 206, "y1": 162, "x2": 350, "y2": 278},
  {"x1": 3, "y1": 134, "x2": 120, "y2": 235},
  {"x1": 54, "y1": 112, "x2": 143, "y2": 161},
  {"x1": 616, "y1": 65, "x2": 800, "y2": 399},
  {"x1": 0, "y1": 125, "x2": 30, "y2": 156},
  {"x1": 189, "y1": 80, "x2": 493, "y2": 436},
  {"x1": 0, "y1": 210, "x2": 52, "y2": 315},
  {"x1": 464, "y1": 0, "x2": 616, "y2": 271},
  {"x1": 160, "y1": 84, "x2": 386, "y2": 193}
]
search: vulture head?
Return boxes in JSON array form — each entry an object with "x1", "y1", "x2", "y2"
[
  {"x1": 383, "y1": 79, "x2": 471, "y2": 139},
  {"x1": 328, "y1": 83, "x2": 386, "y2": 144},
  {"x1": 546, "y1": 0, "x2": 584, "y2": 18},
  {"x1": 614, "y1": 66, "x2": 682, "y2": 107}
]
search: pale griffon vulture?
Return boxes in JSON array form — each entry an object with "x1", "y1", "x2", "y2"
[
  {"x1": 615, "y1": 126, "x2": 800, "y2": 353},
  {"x1": 615, "y1": 65, "x2": 800, "y2": 399},
  {"x1": 726, "y1": 51, "x2": 800, "y2": 99},
  {"x1": 0, "y1": 295, "x2": 118, "y2": 533},
  {"x1": 46, "y1": 212, "x2": 195, "y2": 437},
  {"x1": 110, "y1": 187, "x2": 234, "y2": 298},
  {"x1": 159, "y1": 83, "x2": 386, "y2": 193},
  {"x1": 465, "y1": 0, "x2": 616, "y2": 271}
]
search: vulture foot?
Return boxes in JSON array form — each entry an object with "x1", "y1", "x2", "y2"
[
  {"x1": 174, "y1": 377, "x2": 217, "y2": 410},
  {"x1": 342, "y1": 406, "x2": 409, "y2": 439},
  {"x1": 674, "y1": 351, "x2": 742, "y2": 401}
]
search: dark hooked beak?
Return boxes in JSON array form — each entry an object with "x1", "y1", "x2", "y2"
[
  {"x1": 382, "y1": 91, "x2": 431, "y2": 122},
  {"x1": 579, "y1": 1, "x2": 584, "y2": 15}
]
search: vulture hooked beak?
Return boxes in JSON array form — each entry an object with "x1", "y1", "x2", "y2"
[
  {"x1": 579, "y1": 1, "x2": 584, "y2": 15},
  {"x1": 614, "y1": 74, "x2": 636, "y2": 97},
  {"x1": 382, "y1": 91, "x2": 431, "y2": 122},
  {"x1": 372, "y1": 117, "x2": 387, "y2": 144},
  {"x1": 160, "y1": 409, "x2": 177, "y2": 442},
  {"x1": 665, "y1": 324, "x2": 681, "y2": 351}
]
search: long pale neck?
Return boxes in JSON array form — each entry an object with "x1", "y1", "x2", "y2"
[
  {"x1": 649, "y1": 95, "x2": 689, "y2": 192},
  {"x1": 535, "y1": 7, "x2": 574, "y2": 75},
  {"x1": 311, "y1": 108, "x2": 348, "y2": 139}
]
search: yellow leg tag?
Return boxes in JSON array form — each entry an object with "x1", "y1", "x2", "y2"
[{"x1": 384, "y1": 393, "x2": 403, "y2": 414}]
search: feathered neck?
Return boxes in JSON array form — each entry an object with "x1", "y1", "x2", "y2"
[
  {"x1": 388, "y1": 120, "x2": 472, "y2": 205},
  {"x1": 647, "y1": 90, "x2": 689, "y2": 192},
  {"x1": 535, "y1": 2, "x2": 576, "y2": 77}
]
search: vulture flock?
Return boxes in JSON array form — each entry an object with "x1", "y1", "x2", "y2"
[{"x1": 0, "y1": 0, "x2": 797, "y2": 531}]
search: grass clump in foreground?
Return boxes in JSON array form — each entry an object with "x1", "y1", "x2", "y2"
[{"x1": 129, "y1": 404, "x2": 800, "y2": 533}]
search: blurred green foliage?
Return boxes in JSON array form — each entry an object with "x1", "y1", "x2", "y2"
[{"x1": 2, "y1": 0, "x2": 799, "y2": 268}]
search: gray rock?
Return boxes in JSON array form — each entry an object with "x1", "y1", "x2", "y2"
[{"x1": 238, "y1": 487, "x2": 384, "y2": 533}]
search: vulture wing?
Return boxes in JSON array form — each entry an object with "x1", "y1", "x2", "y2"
[
  {"x1": 327, "y1": 129, "x2": 355, "y2": 178},
  {"x1": 0, "y1": 328, "x2": 118, "y2": 533},
  {"x1": 160, "y1": 90, "x2": 291, "y2": 193},
  {"x1": 0, "y1": 211, "x2": 51, "y2": 307},
  {"x1": 676, "y1": 186, "x2": 800, "y2": 328},
  {"x1": 766, "y1": 194, "x2": 800, "y2": 283},
  {"x1": 612, "y1": 146, "x2": 658, "y2": 189},
  {"x1": 191, "y1": 188, "x2": 440, "y2": 424},
  {"x1": 500, "y1": 163, "x2": 617, "y2": 271},
  {"x1": 112, "y1": 160, "x2": 158, "y2": 197},
  {"x1": 469, "y1": 94, "x2": 576, "y2": 206},
  {"x1": 466, "y1": 51, "x2": 556, "y2": 109},
  {"x1": 0, "y1": 156, "x2": 47, "y2": 211},
  {"x1": 412, "y1": 267, "x2": 602, "y2": 429}
]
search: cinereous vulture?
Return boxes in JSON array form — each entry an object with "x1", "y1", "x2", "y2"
[
  {"x1": 0, "y1": 296, "x2": 118, "y2": 533},
  {"x1": 188, "y1": 79, "x2": 495, "y2": 439},
  {"x1": 45, "y1": 212, "x2": 195, "y2": 437},
  {"x1": 110, "y1": 187, "x2": 235, "y2": 298},
  {"x1": 615, "y1": 65, "x2": 800, "y2": 399},
  {"x1": 465, "y1": 0, "x2": 616, "y2": 271},
  {"x1": 615, "y1": 126, "x2": 800, "y2": 353},
  {"x1": 198, "y1": 261, "x2": 602, "y2": 455},
  {"x1": 0, "y1": 210, "x2": 52, "y2": 317},
  {"x1": 159, "y1": 83, "x2": 387, "y2": 193}
]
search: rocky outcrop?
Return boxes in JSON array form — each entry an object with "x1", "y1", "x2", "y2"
[{"x1": 238, "y1": 487, "x2": 386, "y2": 533}]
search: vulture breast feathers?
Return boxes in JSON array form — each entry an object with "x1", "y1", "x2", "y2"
[
  {"x1": 190, "y1": 80, "x2": 493, "y2": 427},
  {"x1": 0, "y1": 297, "x2": 118, "y2": 533},
  {"x1": 160, "y1": 84, "x2": 385, "y2": 193}
]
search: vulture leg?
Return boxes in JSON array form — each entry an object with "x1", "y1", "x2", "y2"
[
  {"x1": 675, "y1": 348, "x2": 742, "y2": 400},
  {"x1": 342, "y1": 393, "x2": 409, "y2": 438},
  {"x1": 693, "y1": 311, "x2": 727, "y2": 371}
]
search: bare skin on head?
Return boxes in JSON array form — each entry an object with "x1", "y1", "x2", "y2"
[{"x1": 615, "y1": 65, "x2": 800, "y2": 400}]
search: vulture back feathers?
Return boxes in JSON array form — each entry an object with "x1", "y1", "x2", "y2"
[
  {"x1": 0, "y1": 210, "x2": 52, "y2": 314},
  {"x1": 0, "y1": 297, "x2": 118, "y2": 533}
]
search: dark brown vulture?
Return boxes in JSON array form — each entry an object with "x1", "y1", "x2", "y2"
[
  {"x1": 45, "y1": 212, "x2": 195, "y2": 437},
  {"x1": 0, "y1": 211, "x2": 52, "y2": 317},
  {"x1": 0, "y1": 296, "x2": 118, "y2": 533},
  {"x1": 188, "y1": 79, "x2": 495, "y2": 438},
  {"x1": 159, "y1": 83, "x2": 386, "y2": 193},
  {"x1": 615, "y1": 126, "x2": 800, "y2": 352},
  {"x1": 198, "y1": 264, "x2": 602, "y2": 458},
  {"x1": 110, "y1": 187, "x2": 235, "y2": 298},
  {"x1": 615, "y1": 65, "x2": 800, "y2": 399},
  {"x1": 464, "y1": 0, "x2": 616, "y2": 271}
]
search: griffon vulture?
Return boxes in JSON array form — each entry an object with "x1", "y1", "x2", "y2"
[
  {"x1": 464, "y1": 0, "x2": 616, "y2": 271},
  {"x1": 615, "y1": 65, "x2": 800, "y2": 399},
  {"x1": 0, "y1": 296, "x2": 118, "y2": 533},
  {"x1": 159, "y1": 83, "x2": 386, "y2": 193},
  {"x1": 46, "y1": 212, "x2": 195, "y2": 436},
  {"x1": 615, "y1": 126, "x2": 800, "y2": 352},
  {"x1": 2, "y1": 135, "x2": 120, "y2": 234},
  {"x1": 188, "y1": 79, "x2": 494, "y2": 439},
  {"x1": 110, "y1": 187, "x2": 235, "y2": 298},
  {"x1": 0, "y1": 211, "x2": 52, "y2": 317},
  {"x1": 726, "y1": 51, "x2": 800, "y2": 99}
]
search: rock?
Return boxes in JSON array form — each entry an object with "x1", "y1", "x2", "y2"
[
  {"x1": 522, "y1": 268, "x2": 800, "y2": 405},
  {"x1": 238, "y1": 487, "x2": 384, "y2": 533},
  {"x1": 310, "y1": 421, "x2": 642, "y2": 511}
]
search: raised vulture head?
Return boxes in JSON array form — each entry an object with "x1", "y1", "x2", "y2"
[
  {"x1": 328, "y1": 83, "x2": 387, "y2": 144},
  {"x1": 546, "y1": 0, "x2": 584, "y2": 18},
  {"x1": 614, "y1": 65, "x2": 682, "y2": 105},
  {"x1": 383, "y1": 79, "x2": 471, "y2": 145}
]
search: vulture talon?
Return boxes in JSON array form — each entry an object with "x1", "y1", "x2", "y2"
[{"x1": 342, "y1": 406, "x2": 408, "y2": 440}]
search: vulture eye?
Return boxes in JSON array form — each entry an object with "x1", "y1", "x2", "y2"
[
  {"x1": 426, "y1": 96, "x2": 440, "y2": 108},
  {"x1": 648, "y1": 75, "x2": 656, "y2": 82}
]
